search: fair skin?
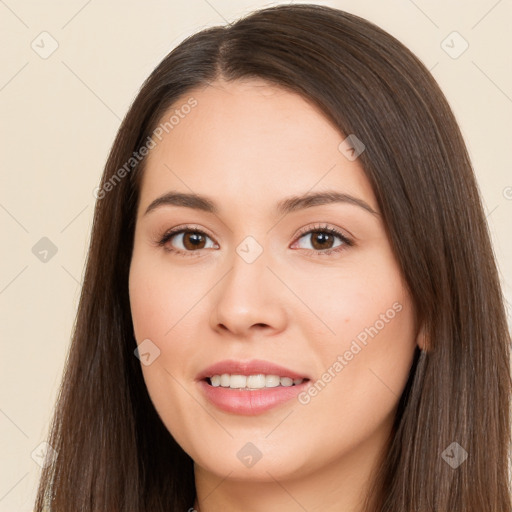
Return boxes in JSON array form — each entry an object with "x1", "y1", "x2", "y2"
[{"x1": 129, "y1": 78, "x2": 422, "y2": 512}]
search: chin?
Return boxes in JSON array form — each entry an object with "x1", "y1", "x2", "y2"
[{"x1": 190, "y1": 438, "x2": 316, "y2": 483}]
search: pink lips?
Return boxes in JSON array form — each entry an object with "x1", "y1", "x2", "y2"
[
  {"x1": 196, "y1": 359, "x2": 311, "y2": 416},
  {"x1": 196, "y1": 359, "x2": 310, "y2": 382}
]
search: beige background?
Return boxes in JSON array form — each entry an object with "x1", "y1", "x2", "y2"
[{"x1": 0, "y1": 0, "x2": 511, "y2": 510}]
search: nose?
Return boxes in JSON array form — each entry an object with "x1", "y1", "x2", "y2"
[{"x1": 209, "y1": 246, "x2": 288, "y2": 339}]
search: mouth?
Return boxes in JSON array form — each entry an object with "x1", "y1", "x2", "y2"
[
  {"x1": 204, "y1": 374, "x2": 309, "y2": 390},
  {"x1": 196, "y1": 359, "x2": 312, "y2": 415}
]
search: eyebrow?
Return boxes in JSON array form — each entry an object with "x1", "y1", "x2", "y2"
[{"x1": 143, "y1": 190, "x2": 379, "y2": 217}]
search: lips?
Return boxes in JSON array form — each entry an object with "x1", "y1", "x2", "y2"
[
  {"x1": 196, "y1": 359, "x2": 311, "y2": 381},
  {"x1": 196, "y1": 359, "x2": 312, "y2": 415}
]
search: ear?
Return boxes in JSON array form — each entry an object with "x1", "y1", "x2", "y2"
[{"x1": 416, "y1": 323, "x2": 428, "y2": 352}]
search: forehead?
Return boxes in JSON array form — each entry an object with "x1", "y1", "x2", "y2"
[{"x1": 138, "y1": 78, "x2": 377, "y2": 216}]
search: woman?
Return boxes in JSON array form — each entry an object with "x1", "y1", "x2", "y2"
[{"x1": 34, "y1": 4, "x2": 512, "y2": 511}]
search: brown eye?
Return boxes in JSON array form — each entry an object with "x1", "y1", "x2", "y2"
[
  {"x1": 158, "y1": 227, "x2": 217, "y2": 255},
  {"x1": 181, "y1": 231, "x2": 208, "y2": 250},
  {"x1": 307, "y1": 231, "x2": 337, "y2": 251},
  {"x1": 294, "y1": 225, "x2": 352, "y2": 255}
]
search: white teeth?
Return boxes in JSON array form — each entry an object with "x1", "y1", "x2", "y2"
[
  {"x1": 229, "y1": 375, "x2": 247, "y2": 389},
  {"x1": 265, "y1": 375, "x2": 280, "y2": 387},
  {"x1": 247, "y1": 374, "x2": 266, "y2": 388},
  {"x1": 208, "y1": 373, "x2": 305, "y2": 389}
]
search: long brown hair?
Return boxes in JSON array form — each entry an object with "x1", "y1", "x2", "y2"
[{"x1": 34, "y1": 4, "x2": 512, "y2": 511}]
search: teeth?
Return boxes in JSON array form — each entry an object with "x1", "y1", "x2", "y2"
[
  {"x1": 209, "y1": 373, "x2": 305, "y2": 389},
  {"x1": 265, "y1": 375, "x2": 280, "y2": 387},
  {"x1": 247, "y1": 374, "x2": 266, "y2": 388},
  {"x1": 229, "y1": 375, "x2": 246, "y2": 389}
]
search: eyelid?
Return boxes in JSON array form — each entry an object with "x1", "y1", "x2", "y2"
[
  {"x1": 293, "y1": 223, "x2": 353, "y2": 245},
  {"x1": 155, "y1": 224, "x2": 216, "y2": 254},
  {"x1": 290, "y1": 223, "x2": 354, "y2": 255}
]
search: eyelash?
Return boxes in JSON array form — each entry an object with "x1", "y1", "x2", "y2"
[{"x1": 156, "y1": 223, "x2": 354, "y2": 258}]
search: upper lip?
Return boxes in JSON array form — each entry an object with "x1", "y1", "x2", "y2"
[{"x1": 196, "y1": 359, "x2": 311, "y2": 381}]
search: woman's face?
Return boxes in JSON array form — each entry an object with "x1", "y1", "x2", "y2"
[{"x1": 129, "y1": 78, "x2": 420, "y2": 486}]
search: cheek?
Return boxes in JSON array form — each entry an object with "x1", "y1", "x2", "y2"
[
  {"x1": 297, "y1": 254, "x2": 410, "y2": 347},
  {"x1": 128, "y1": 250, "x2": 207, "y2": 383},
  {"x1": 298, "y1": 255, "x2": 416, "y2": 417},
  {"x1": 129, "y1": 255, "x2": 205, "y2": 447},
  {"x1": 128, "y1": 250, "x2": 206, "y2": 340},
  {"x1": 293, "y1": 298, "x2": 415, "y2": 467}
]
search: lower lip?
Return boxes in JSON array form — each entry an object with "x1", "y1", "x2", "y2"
[{"x1": 198, "y1": 379, "x2": 310, "y2": 415}]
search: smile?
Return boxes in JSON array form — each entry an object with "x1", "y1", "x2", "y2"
[
  {"x1": 196, "y1": 359, "x2": 312, "y2": 415},
  {"x1": 208, "y1": 373, "x2": 306, "y2": 389}
]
